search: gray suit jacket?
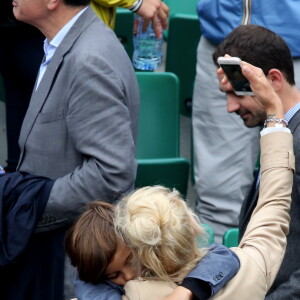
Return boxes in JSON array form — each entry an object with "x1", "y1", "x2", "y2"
[
  {"x1": 17, "y1": 6, "x2": 140, "y2": 231},
  {"x1": 240, "y1": 109, "x2": 300, "y2": 299}
]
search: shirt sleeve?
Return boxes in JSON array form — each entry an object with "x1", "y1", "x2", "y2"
[
  {"x1": 181, "y1": 278, "x2": 210, "y2": 300},
  {"x1": 74, "y1": 273, "x2": 124, "y2": 300},
  {"x1": 180, "y1": 244, "x2": 240, "y2": 298},
  {"x1": 260, "y1": 127, "x2": 291, "y2": 137}
]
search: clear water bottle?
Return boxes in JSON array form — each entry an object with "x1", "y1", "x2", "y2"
[{"x1": 132, "y1": 15, "x2": 163, "y2": 71}]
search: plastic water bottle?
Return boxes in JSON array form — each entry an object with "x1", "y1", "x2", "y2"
[{"x1": 132, "y1": 15, "x2": 163, "y2": 71}]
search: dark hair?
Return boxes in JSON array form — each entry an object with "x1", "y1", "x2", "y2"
[
  {"x1": 65, "y1": 201, "x2": 117, "y2": 284},
  {"x1": 213, "y1": 24, "x2": 295, "y2": 85}
]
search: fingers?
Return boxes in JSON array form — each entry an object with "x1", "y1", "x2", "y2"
[
  {"x1": 240, "y1": 62, "x2": 283, "y2": 115},
  {"x1": 151, "y1": 15, "x2": 162, "y2": 38},
  {"x1": 136, "y1": 0, "x2": 161, "y2": 19},
  {"x1": 136, "y1": 0, "x2": 169, "y2": 38},
  {"x1": 157, "y1": 2, "x2": 169, "y2": 30},
  {"x1": 240, "y1": 62, "x2": 265, "y2": 87},
  {"x1": 217, "y1": 67, "x2": 232, "y2": 92},
  {"x1": 142, "y1": 18, "x2": 151, "y2": 33}
]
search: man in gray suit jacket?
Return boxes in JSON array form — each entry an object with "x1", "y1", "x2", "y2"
[
  {"x1": 8, "y1": 0, "x2": 140, "y2": 298},
  {"x1": 214, "y1": 25, "x2": 300, "y2": 299}
]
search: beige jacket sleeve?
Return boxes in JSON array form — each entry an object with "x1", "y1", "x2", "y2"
[
  {"x1": 123, "y1": 279, "x2": 177, "y2": 300},
  {"x1": 212, "y1": 131, "x2": 295, "y2": 300}
]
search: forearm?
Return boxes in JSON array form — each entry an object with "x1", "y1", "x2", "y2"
[{"x1": 239, "y1": 131, "x2": 294, "y2": 286}]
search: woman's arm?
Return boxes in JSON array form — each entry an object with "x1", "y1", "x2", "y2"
[{"x1": 212, "y1": 62, "x2": 295, "y2": 300}]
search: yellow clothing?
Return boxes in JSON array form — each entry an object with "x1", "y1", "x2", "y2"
[{"x1": 91, "y1": 0, "x2": 135, "y2": 29}]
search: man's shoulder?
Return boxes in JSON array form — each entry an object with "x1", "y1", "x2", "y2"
[
  {"x1": 62, "y1": 7, "x2": 119, "y2": 51},
  {"x1": 68, "y1": 9, "x2": 126, "y2": 60},
  {"x1": 289, "y1": 109, "x2": 300, "y2": 135},
  {"x1": 60, "y1": 8, "x2": 130, "y2": 73}
]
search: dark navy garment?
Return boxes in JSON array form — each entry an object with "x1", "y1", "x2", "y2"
[
  {"x1": 0, "y1": 172, "x2": 64, "y2": 300},
  {"x1": 75, "y1": 244, "x2": 240, "y2": 300},
  {"x1": 0, "y1": 171, "x2": 53, "y2": 265}
]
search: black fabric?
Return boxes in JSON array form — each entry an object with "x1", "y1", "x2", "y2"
[
  {"x1": 0, "y1": 0, "x2": 15, "y2": 25},
  {"x1": 0, "y1": 172, "x2": 65, "y2": 300},
  {"x1": 0, "y1": 172, "x2": 53, "y2": 265},
  {"x1": 0, "y1": 228, "x2": 65, "y2": 300},
  {"x1": 0, "y1": 23, "x2": 43, "y2": 171},
  {"x1": 238, "y1": 171, "x2": 260, "y2": 240},
  {"x1": 0, "y1": 0, "x2": 30, "y2": 26},
  {"x1": 181, "y1": 278, "x2": 211, "y2": 300}
]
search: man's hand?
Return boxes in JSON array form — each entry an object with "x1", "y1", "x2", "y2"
[
  {"x1": 218, "y1": 55, "x2": 284, "y2": 118},
  {"x1": 161, "y1": 286, "x2": 193, "y2": 300},
  {"x1": 240, "y1": 62, "x2": 284, "y2": 117},
  {"x1": 136, "y1": 0, "x2": 169, "y2": 38}
]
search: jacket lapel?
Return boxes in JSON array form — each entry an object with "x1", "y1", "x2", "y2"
[
  {"x1": 18, "y1": 7, "x2": 97, "y2": 160},
  {"x1": 18, "y1": 53, "x2": 64, "y2": 149},
  {"x1": 288, "y1": 108, "x2": 300, "y2": 133}
]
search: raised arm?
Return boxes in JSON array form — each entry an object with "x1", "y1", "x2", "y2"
[{"x1": 213, "y1": 62, "x2": 295, "y2": 300}]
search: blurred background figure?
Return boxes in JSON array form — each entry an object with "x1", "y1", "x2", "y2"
[
  {"x1": 0, "y1": 1, "x2": 44, "y2": 172},
  {"x1": 192, "y1": 0, "x2": 300, "y2": 243}
]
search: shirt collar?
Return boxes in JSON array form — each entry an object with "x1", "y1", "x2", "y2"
[
  {"x1": 285, "y1": 101, "x2": 300, "y2": 122},
  {"x1": 42, "y1": 6, "x2": 88, "y2": 65}
]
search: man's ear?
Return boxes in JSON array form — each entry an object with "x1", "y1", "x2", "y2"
[
  {"x1": 47, "y1": 0, "x2": 59, "y2": 11},
  {"x1": 266, "y1": 69, "x2": 284, "y2": 92}
]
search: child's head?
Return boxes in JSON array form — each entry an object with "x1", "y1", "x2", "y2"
[
  {"x1": 114, "y1": 186, "x2": 208, "y2": 282},
  {"x1": 65, "y1": 201, "x2": 135, "y2": 285}
]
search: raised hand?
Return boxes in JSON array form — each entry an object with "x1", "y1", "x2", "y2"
[{"x1": 136, "y1": 0, "x2": 169, "y2": 38}]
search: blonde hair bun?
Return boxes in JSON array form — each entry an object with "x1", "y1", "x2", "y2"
[{"x1": 115, "y1": 186, "x2": 207, "y2": 281}]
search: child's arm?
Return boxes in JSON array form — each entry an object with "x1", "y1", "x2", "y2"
[
  {"x1": 74, "y1": 274, "x2": 124, "y2": 300},
  {"x1": 164, "y1": 244, "x2": 240, "y2": 300}
]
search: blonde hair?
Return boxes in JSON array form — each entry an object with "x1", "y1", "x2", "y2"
[{"x1": 114, "y1": 186, "x2": 208, "y2": 282}]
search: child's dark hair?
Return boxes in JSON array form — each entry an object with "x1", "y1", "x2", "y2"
[{"x1": 65, "y1": 201, "x2": 117, "y2": 284}]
